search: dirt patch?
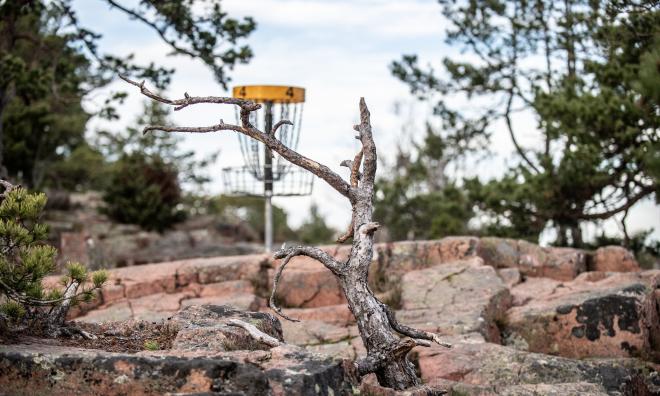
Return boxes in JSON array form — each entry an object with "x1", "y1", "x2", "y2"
[{"x1": 1, "y1": 320, "x2": 180, "y2": 354}]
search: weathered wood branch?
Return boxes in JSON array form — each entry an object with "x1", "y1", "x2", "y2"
[
  {"x1": 337, "y1": 149, "x2": 364, "y2": 243},
  {"x1": 382, "y1": 303, "x2": 452, "y2": 348},
  {"x1": 0, "y1": 179, "x2": 16, "y2": 198},
  {"x1": 355, "y1": 98, "x2": 377, "y2": 189},
  {"x1": 119, "y1": 75, "x2": 258, "y2": 111},
  {"x1": 121, "y1": 76, "x2": 352, "y2": 198},
  {"x1": 271, "y1": 120, "x2": 293, "y2": 135},
  {"x1": 269, "y1": 246, "x2": 342, "y2": 322},
  {"x1": 51, "y1": 281, "x2": 80, "y2": 325},
  {"x1": 228, "y1": 319, "x2": 282, "y2": 347}
]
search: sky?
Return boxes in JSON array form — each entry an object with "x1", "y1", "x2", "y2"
[{"x1": 72, "y1": 0, "x2": 658, "y2": 244}]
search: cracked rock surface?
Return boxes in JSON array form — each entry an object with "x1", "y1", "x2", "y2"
[{"x1": 9, "y1": 237, "x2": 660, "y2": 395}]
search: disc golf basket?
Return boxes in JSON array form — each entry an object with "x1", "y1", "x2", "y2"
[{"x1": 222, "y1": 85, "x2": 314, "y2": 252}]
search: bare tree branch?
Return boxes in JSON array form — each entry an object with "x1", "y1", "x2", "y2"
[
  {"x1": 143, "y1": 121, "x2": 244, "y2": 135},
  {"x1": 51, "y1": 281, "x2": 80, "y2": 325},
  {"x1": 337, "y1": 149, "x2": 364, "y2": 243},
  {"x1": 228, "y1": 319, "x2": 282, "y2": 347},
  {"x1": 121, "y1": 75, "x2": 353, "y2": 198},
  {"x1": 356, "y1": 98, "x2": 377, "y2": 189},
  {"x1": 106, "y1": 0, "x2": 198, "y2": 60},
  {"x1": 382, "y1": 303, "x2": 452, "y2": 348},
  {"x1": 0, "y1": 179, "x2": 16, "y2": 198},
  {"x1": 119, "y1": 75, "x2": 258, "y2": 110},
  {"x1": 269, "y1": 246, "x2": 343, "y2": 322},
  {"x1": 582, "y1": 185, "x2": 655, "y2": 220},
  {"x1": 272, "y1": 120, "x2": 293, "y2": 135}
]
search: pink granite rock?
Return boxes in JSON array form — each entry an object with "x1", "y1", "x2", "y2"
[
  {"x1": 397, "y1": 257, "x2": 511, "y2": 342},
  {"x1": 591, "y1": 246, "x2": 640, "y2": 272},
  {"x1": 504, "y1": 270, "x2": 660, "y2": 359},
  {"x1": 416, "y1": 335, "x2": 657, "y2": 395}
]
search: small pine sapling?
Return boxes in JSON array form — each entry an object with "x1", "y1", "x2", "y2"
[{"x1": 0, "y1": 180, "x2": 107, "y2": 337}]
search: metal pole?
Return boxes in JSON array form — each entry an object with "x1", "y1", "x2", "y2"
[{"x1": 264, "y1": 101, "x2": 274, "y2": 252}]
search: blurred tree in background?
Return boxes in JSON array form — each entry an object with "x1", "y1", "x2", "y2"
[
  {"x1": 100, "y1": 101, "x2": 216, "y2": 231},
  {"x1": 393, "y1": 0, "x2": 659, "y2": 247},
  {"x1": 296, "y1": 203, "x2": 336, "y2": 245},
  {"x1": 101, "y1": 153, "x2": 185, "y2": 232},
  {"x1": 0, "y1": 0, "x2": 254, "y2": 187},
  {"x1": 209, "y1": 195, "x2": 297, "y2": 243},
  {"x1": 374, "y1": 127, "x2": 473, "y2": 240},
  {"x1": 1, "y1": 2, "x2": 91, "y2": 187}
]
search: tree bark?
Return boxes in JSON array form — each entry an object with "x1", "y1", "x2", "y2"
[
  {"x1": 122, "y1": 77, "x2": 450, "y2": 390},
  {"x1": 0, "y1": 92, "x2": 7, "y2": 179}
]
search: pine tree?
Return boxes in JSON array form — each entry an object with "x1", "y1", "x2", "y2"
[
  {"x1": 0, "y1": 181, "x2": 107, "y2": 333},
  {"x1": 0, "y1": 0, "x2": 255, "y2": 186},
  {"x1": 374, "y1": 126, "x2": 473, "y2": 241},
  {"x1": 392, "y1": 0, "x2": 659, "y2": 246},
  {"x1": 296, "y1": 203, "x2": 336, "y2": 245}
]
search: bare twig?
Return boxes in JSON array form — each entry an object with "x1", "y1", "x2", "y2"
[
  {"x1": 142, "y1": 122, "x2": 244, "y2": 135},
  {"x1": 271, "y1": 120, "x2": 293, "y2": 135},
  {"x1": 119, "y1": 75, "x2": 258, "y2": 110},
  {"x1": 337, "y1": 149, "x2": 364, "y2": 243},
  {"x1": 382, "y1": 303, "x2": 452, "y2": 348},
  {"x1": 269, "y1": 246, "x2": 342, "y2": 322},
  {"x1": 228, "y1": 319, "x2": 282, "y2": 347},
  {"x1": 581, "y1": 185, "x2": 655, "y2": 220}
]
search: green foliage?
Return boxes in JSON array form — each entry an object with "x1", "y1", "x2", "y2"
[
  {"x1": 143, "y1": 340, "x2": 160, "y2": 351},
  {"x1": 0, "y1": 301, "x2": 26, "y2": 321},
  {"x1": 296, "y1": 203, "x2": 336, "y2": 245},
  {"x1": 374, "y1": 127, "x2": 473, "y2": 241},
  {"x1": 48, "y1": 144, "x2": 108, "y2": 191},
  {"x1": 392, "y1": 0, "x2": 659, "y2": 246},
  {"x1": 92, "y1": 270, "x2": 109, "y2": 288},
  {"x1": 97, "y1": 101, "x2": 216, "y2": 188},
  {"x1": 102, "y1": 153, "x2": 186, "y2": 232},
  {"x1": 0, "y1": 185, "x2": 106, "y2": 324},
  {"x1": 0, "y1": 0, "x2": 254, "y2": 188},
  {"x1": 99, "y1": 102, "x2": 216, "y2": 232},
  {"x1": 0, "y1": 1, "x2": 91, "y2": 186}
]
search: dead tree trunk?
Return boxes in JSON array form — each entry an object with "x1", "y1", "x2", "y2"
[{"x1": 121, "y1": 76, "x2": 450, "y2": 390}]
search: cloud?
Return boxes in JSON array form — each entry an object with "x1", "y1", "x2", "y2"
[{"x1": 221, "y1": 0, "x2": 446, "y2": 39}]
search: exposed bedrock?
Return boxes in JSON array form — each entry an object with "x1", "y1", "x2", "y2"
[{"x1": 504, "y1": 270, "x2": 660, "y2": 360}]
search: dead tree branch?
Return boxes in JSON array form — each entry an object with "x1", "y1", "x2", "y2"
[
  {"x1": 122, "y1": 78, "x2": 447, "y2": 390},
  {"x1": 382, "y1": 303, "x2": 452, "y2": 348},
  {"x1": 337, "y1": 148, "x2": 363, "y2": 243},
  {"x1": 272, "y1": 120, "x2": 293, "y2": 135},
  {"x1": 120, "y1": 76, "x2": 352, "y2": 198},
  {"x1": 51, "y1": 281, "x2": 80, "y2": 325},
  {"x1": 269, "y1": 246, "x2": 342, "y2": 322},
  {"x1": 228, "y1": 319, "x2": 282, "y2": 347}
]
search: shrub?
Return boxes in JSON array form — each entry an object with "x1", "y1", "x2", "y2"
[
  {"x1": 101, "y1": 153, "x2": 186, "y2": 232},
  {"x1": 0, "y1": 181, "x2": 107, "y2": 329},
  {"x1": 143, "y1": 340, "x2": 160, "y2": 351}
]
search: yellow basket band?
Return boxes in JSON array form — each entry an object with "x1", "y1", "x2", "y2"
[{"x1": 232, "y1": 85, "x2": 305, "y2": 104}]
